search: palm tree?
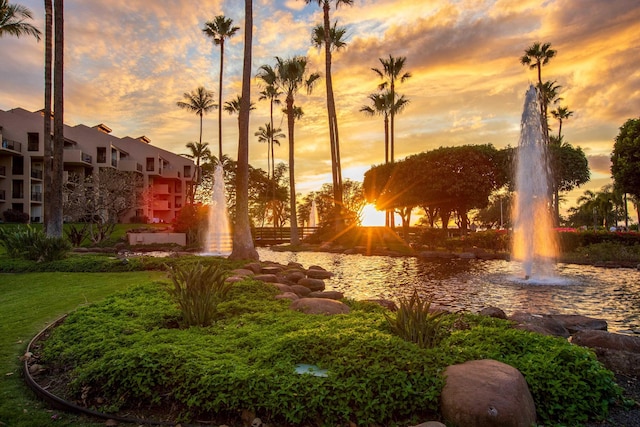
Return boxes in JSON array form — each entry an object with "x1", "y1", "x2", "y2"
[
  {"x1": 203, "y1": 15, "x2": 240, "y2": 162},
  {"x1": 256, "y1": 66, "x2": 282, "y2": 188},
  {"x1": 372, "y1": 55, "x2": 411, "y2": 164},
  {"x1": 268, "y1": 55, "x2": 320, "y2": 244},
  {"x1": 360, "y1": 90, "x2": 408, "y2": 165},
  {"x1": 520, "y1": 41, "x2": 556, "y2": 141},
  {"x1": 361, "y1": 89, "x2": 408, "y2": 226},
  {"x1": 43, "y1": 0, "x2": 53, "y2": 235},
  {"x1": 0, "y1": 0, "x2": 41, "y2": 39},
  {"x1": 229, "y1": 0, "x2": 257, "y2": 260},
  {"x1": 183, "y1": 141, "x2": 211, "y2": 204},
  {"x1": 176, "y1": 86, "x2": 217, "y2": 148},
  {"x1": 551, "y1": 105, "x2": 573, "y2": 141},
  {"x1": 311, "y1": 20, "x2": 348, "y2": 223},
  {"x1": 223, "y1": 95, "x2": 255, "y2": 118},
  {"x1": 255, "y1": 123, "x2": 285, "y2": 182}
]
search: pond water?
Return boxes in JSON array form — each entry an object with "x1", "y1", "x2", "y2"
[{"x1": 257, "y1": 248, "x2": 640, "y2": 334}]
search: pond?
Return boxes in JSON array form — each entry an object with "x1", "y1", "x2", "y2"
[{"x1": 257, "y1": 248, "x2": 640, "y2": 334}]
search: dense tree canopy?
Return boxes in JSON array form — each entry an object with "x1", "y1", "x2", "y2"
[
  {"x1": 364, "y1": 144, "x2": 506, "y2": 231},
  {"x1": 611, "y1": 118, "x2": 640, "y2": 200}
]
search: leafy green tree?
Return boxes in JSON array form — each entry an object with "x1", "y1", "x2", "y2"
[
  {"x1": 611, "y1": 118, "x2": 640, "y2": 200},
  {"x1": 262, "y1": 55, "x2": 320, "y2": 244},
  {"x1": 566, "y1": 186, "x2": 620, "y2": 229},
  {"x1": 229, "y1": 1, "x2": 257, "y2": 260},
  {"x1": 0, "y1": 0, "x2": 41, "y2": 39},
  {"x1": 203, "y1": 15, "x2": 240, "y2": 162},
  {"x1": 176, "y1": 86, "x2": 217, "y2": 148},
  {"x1": 364, "y1": 145, "x2": 506, "y2": 236},
  {"x1": 299, "y1": 179, "x2": 364, "y2": 227},
  {"x1": 548, "y1": 141, "x2": 589, "y2": 224}
]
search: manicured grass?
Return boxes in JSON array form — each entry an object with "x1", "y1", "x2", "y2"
[{"x1": 0, "y1": 270, "x2": 164, "y2": 427}]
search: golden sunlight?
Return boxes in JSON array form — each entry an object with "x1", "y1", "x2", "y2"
[{"x1": 360, "y1": 204, "x2": 386, "y2": 227}]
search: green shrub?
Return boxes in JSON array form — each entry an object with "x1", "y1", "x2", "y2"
[
  {"x1": 166, "y1": 263, "x2": 232, "y2": 327},
  {"x1": 0, "y1": 225, "x2": 71, "y2": 261},
  {"x1": 39, "y1": 282, "x2": 624, "y2": 427},
  {"x1": 573, "y1": 241, "x2": 640, "y2": 262},
  {"x1": 384, "y1": 290, "x2": 448, "y2": 349}
]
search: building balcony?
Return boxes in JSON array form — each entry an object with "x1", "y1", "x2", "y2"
[
  {"x1": 0, "y1": 165, "x2": 5, "y2": 177},
  {"x1": 1, "y1": 138, "x2": 22, "y2": 154},
  {"x1": 152, "y1": 200, "x2": 170, "y2": 210},
  {"x1": 118, "y1": 159, "x2": 143, "y2": 173},
  {"x1": 30, "y1": 192, "x2": 43, "y2": 202},
  {"x1": 31, "y1": 169, "x2": 43, "y2": 180},
  {"x1": 154, "y1": 184, "x2": 170, "y2": 194},
  {"x1": 161, "y1": 168, "x2": 181, "y2": 179},
  {"x1": 63, "y1": 149, "x2": 93, "y2": 166}
]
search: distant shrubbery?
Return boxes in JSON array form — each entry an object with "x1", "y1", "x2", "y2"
[
  {"x1": 2, "y1": 209, "x2": 29, "y2": 223},
  {"x1": 0, "y1": 225, "x2": 70, "y2": 262}
]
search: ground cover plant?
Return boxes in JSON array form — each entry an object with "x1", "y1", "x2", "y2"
[{"x1": 37, "y1": 278, "x2": 624, "y2": 426}]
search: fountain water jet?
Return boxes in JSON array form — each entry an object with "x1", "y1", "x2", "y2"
[
  {"x1": 512, "y1": 85, "x2": 559, "y2": 279},
  {"x1": 309, "y1": 200, "x2": 318, "y2": 228},
  {"x1": 203, "y1": 162, "x2": 232, "y2": 256}
]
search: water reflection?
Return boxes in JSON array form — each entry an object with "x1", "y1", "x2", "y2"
[{"x1": 258, "y1": 248, "x2": 640, "y2": 334}]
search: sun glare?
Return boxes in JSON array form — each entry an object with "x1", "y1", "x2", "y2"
[{"x1": 360, "y1": 204, "x2": 386, "y2": 227}]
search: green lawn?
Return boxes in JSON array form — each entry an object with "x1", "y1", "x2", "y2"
[{"x1": 0, "y1": 271, "x2": 165, "y2": 427}]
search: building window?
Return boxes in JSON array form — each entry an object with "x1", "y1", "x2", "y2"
[
  {"x1": 97, "y1": 147, "x2": 106, "y2": 163},
  {"x1": 12, "y1": 157, "x2": 24, "y2": 175},
  {"x1": 27, "y1": 133, "x2": 39, "y2": 151},
  {"x1": 146, "y1": 157, "x2": 155, "y2": 171},
  {"x1": 111, "y1": 148, "x2": 118, "y2": 167},
  {"x1": 184, "y1": 165, "x2": 191, "y2": 178}
]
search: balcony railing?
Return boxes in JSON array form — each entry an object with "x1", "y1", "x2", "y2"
[
  {"x1": 31, "y1": 169, "x2": 43, "y2": 179},
  {"x1": 63, "y1": 149, "x2": 93, "y2": 165},
  {"x1": 30, "y1": 192, "x2": 43, "y2": 202},
  {"x1": 2, "y1": 138, "x2": 22, "y2": 153}
]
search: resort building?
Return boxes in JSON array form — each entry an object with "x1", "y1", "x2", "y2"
[{"x1": 0, "y1": 107, "x2": 195, "y2": 224}]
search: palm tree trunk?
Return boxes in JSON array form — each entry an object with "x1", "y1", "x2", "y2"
[
  {"x1": 286, "y1": 96, "x2": 299, "y2": 245},
  {"x1": 49, "y1": 0, "x2": 64, "y2": 238},
  {"x1": 43, "y1": 0, "x2": 53, "y2": 235},
  {"x1": 384, "y1": 113, "x2": 390, "y2": 227},
  {"x1": 218, "y1": 41, "x2": 224, "y2": 161},
  {"x1": 229, "y1": 0, "x2": 258, "y2": 261}
]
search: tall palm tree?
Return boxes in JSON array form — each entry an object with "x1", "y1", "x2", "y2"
[
  {"x1": 372, "y1": 55, "x2": 411, "y2": 164},
  {"x1": 183, "y1": 141, "x2": 211, "y2": 204},
  {"x1": 0, "y1": 0, "x2": 41, "y2": 39},
  {"x1": 520, "y1": 41, "x2": 556, "y2": 141},
  {"x1": 256, "y1": 66, "x2": 282, "y2": 186},
  {"x1": 551, "y1": 105, "x2": 573, "y2": 141},
  {"x1": 255, "y1": 123, "x2": 285, "y2": 181},
  {"x1": 360, "y1": 90, "x2": 408, "y2": 165},
  {"x1": 311, "y1": 19, "x2": 348, "y2": 220},
  {"x1": 229, "y1": 0, "x2": 258, "y2": 260},
  {"x1": 43, "y1": 0, "x2": 53, "y2": 235},
  {"x1": 223, "y1": 95, "x2": 255, "y2": 118},
  {"x1": 268, "y1": 55, "x2": 320, "y2": 244},
  {"x1": 176, "y1": 86, "x2": 217, "y2": 148},
  {"x1": 203, "y1": 15, "x2": 240, "y2": 162},
  {"x1": 361, "y1": 89, "x2": 408, "y2": 227}
]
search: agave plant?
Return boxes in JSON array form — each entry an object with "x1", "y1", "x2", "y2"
[{"x1": 385, "y1": 289, "x2": 447, "y2": 349}]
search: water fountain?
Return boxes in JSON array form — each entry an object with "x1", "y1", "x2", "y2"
[
  {"x1": 511, "y1": 85, "x2": 558, "y2": 279},
  {"x1": 309, "y1": 200, "x2": 318, "y2": 228},
  {"x1": 203, "y1": 162, "x2": 232, "y2": 255}
]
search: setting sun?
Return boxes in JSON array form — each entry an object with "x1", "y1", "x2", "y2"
[{"x1": 360, "y1": 204, "x2": 386, "y2": 227}]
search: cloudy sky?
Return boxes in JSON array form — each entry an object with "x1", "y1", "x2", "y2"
[{"x1": 2, "y1": 0, "x2": 639, "y2": 214}]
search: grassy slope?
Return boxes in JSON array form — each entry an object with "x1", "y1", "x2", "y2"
[{"x1": 0, "y1": 271, "x2": 164, "y2": 427}]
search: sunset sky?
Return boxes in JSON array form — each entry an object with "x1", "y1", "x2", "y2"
[{"x1": 2, "y1": 0, "x2": 639, "y2": 216}]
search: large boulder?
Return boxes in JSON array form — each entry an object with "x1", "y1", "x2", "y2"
[
  {"x1": 306, "y1": 267, "x2": 334, "y2": 279},
  {"x1": 290, "y1": 284, "x2": 312, "y2": 297},
  {"x1": 479, "y1": 306, "x2": 507, "y2": 320},
  {"x1": 308, "y1": 291, "x2": 344, "y2": 300},
  {"x1": 441, "y1": 359, "x2": 536, "y2": 427},
  {"x1": 298, "y1": 278, "x2": 326, "y2": 292},
  {"x1": 549, "y1": 314, "x2": 608, "y2": 333},
  {"x1": 253, "y1": 274, "x2": 278, "y2": 283},
  {"x1": 509, "y1": 312, "x2": 570, "y2": 338},
  {"x1": 290, "y1": 298, "x2": 350, "y2": 315},
  {"x1": 572, "y1": 330, "x2": 640, "y2": 375}
]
